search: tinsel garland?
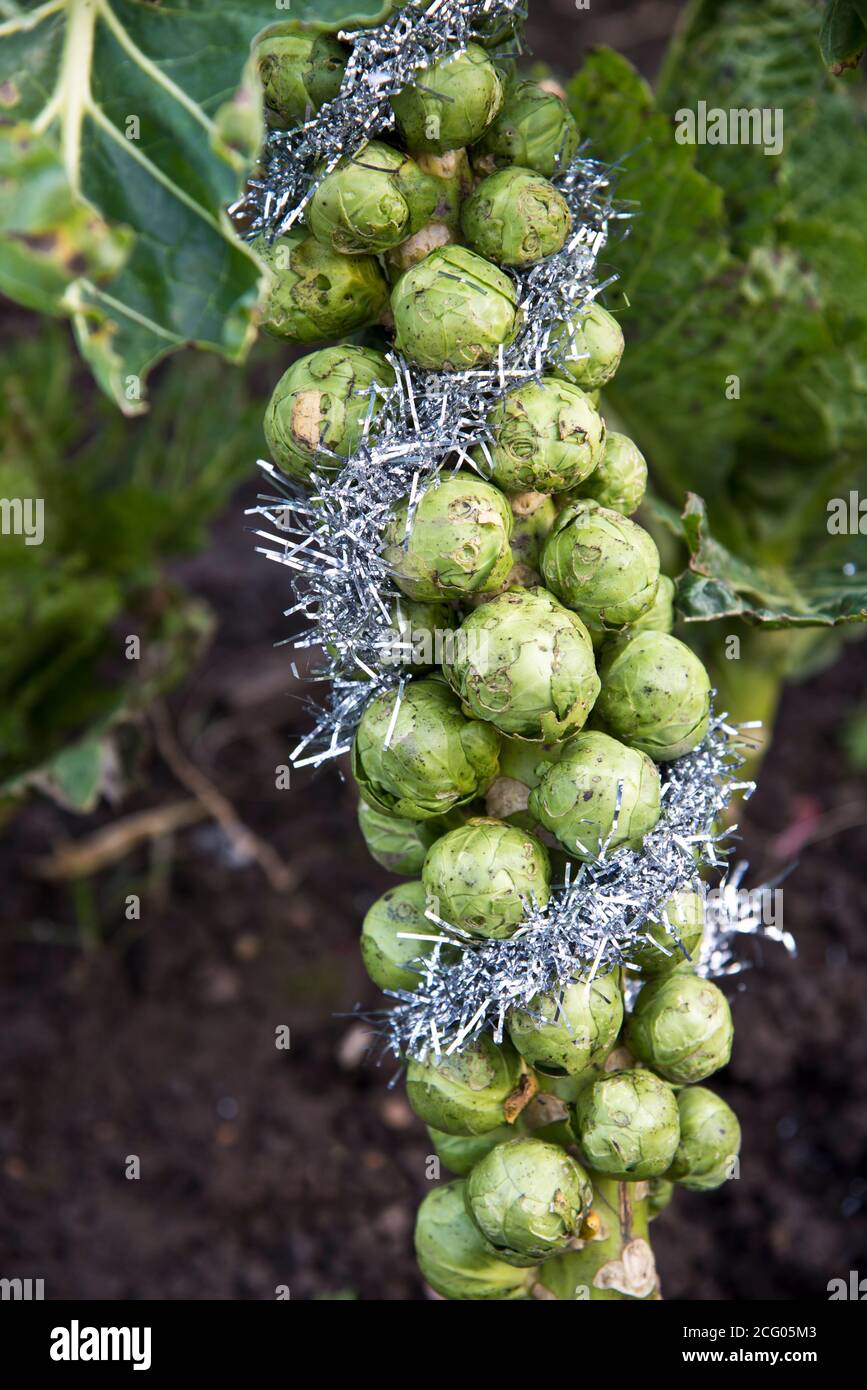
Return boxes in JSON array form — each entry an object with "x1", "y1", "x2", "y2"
[{"x1": 241, "y1": 0, "x2": 796, "y2": 1059}]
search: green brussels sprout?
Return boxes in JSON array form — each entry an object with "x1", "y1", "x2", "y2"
[
  {"x1": 573, "y1": 432, "x2": 647, "y2": 516},
  {"x1": 508, "y1": 971, "x2": 623, "y2": 1077},
  {"x1": 263, "y1": 345, "x2": 395, "y2": 482},
  {"x1": 255, "y1": 230, "x2": 388, "y2": 343},
  {"x1": 308, "y1": 142, "x2": 440, "y2": 255},
  {"x1": 596, "y1": 632, "x2": 712, "y2": 763},
  {"x1": 626, "y1": 973, "x2": 734, "y2": 1085},
  {"x1": 392, "y1": 44, "x2": 505, "y2": 154},
  {"x1": 360, "y1": 880, "x2": 445, "y2": 993},
  {"x1": 461, "y1": 168, "x2": 572, "y2": 268},
  {"x1": 509, "y1": 492, "x2": 558, "y2": 568},
  {"x1": 352, "y1": 677, "x2": 501, "y2": 822},
  {"x1": 573, "y1": 1070, "x2": 681, "y2": 1179},
  {"x1": 406, "y1": 1034, "x2": 524, "y2": 1135},
  {"x1": 629, "y1": 890, "x2": 705, "y2": 977},
  {"x1": 626, "y1": 575, "x2": 676, "y2": 636},
  {"x1": 485, "y1": 736, "x2": 565, "y2": 829},
  {"x1": 540, "y1": 500, "x2": 661, "y2": 632},
  {"x1": 667, "y1": 1087, "x2": 741, "y2": 1191},
  {"x1": 442, "y1": 587, "x2": 600, "y2": 742},
  {"x1": 550, "y1": 302, "x2": 625, "y2": 390},
  {"x1": 257, "y1": 32, "x2": 347, "y2": 126},
  {"x1": 466, "y1": 1138, "x2": 594, "y2": 1263},
  {"x1": 384, "y1": 474, "x2": 514, "y2": 602},
  {"x1": 528, "y1": 731, "x2": 661, "y2": 860},
  {"x1": 391, "y1": 245, "x2": 520, "y2": 371},
  {"x1": 428, "y1": 1123, "x2": 520, "y2": 1177},
  {"x1": 472, "y1": 79, "x2": 581, "y2": 178},
  {"x1": 475, "y1": 378, "x2": 606, "y2": 495},
  {"x1": 415, "y1": 1181, "x2": 537, "y2": 1300},
  {"x1": 357, "y1": 799, "x2": 450, "y2": 876},
  {"x1": 422, "y1": 816, "x2": 550, "y2": 940},
  {"x1": 647, "y1": 1177, "x2": 674, "y2": 1220}
]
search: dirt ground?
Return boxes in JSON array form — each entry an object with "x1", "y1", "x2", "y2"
[{"x1": 2, "y1": 0, "x2": 866, "y2": 1303}]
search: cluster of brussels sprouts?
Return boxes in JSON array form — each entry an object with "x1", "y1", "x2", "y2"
[{"x1": 255, "y1": 26, "x2": 734, "y2": 1300}]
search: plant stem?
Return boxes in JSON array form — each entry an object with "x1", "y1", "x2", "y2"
[{"x1": 536, "y1": 1178, "x2": 660, "y2": 1301}]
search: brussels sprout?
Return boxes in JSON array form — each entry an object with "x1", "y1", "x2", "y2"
[
  {"x1": 357, "y1": 799, "x2": 451, "y2": 876},
  {"x1": 667, "y1": 1087, "x2": 741, "y2": 1191},
  {"x1": 406, "y1": 1034, "x2": 525, "y2": 1135},
  {"x1": 476, "y1": 378, "x2": 605, "y2": 495},
  {"x1": 509, "y1": 492, "x2": 558, "y2": 568},
  {"x1": 647, "y1": 1177, "x2": 674, "y2": 1220},
  {"x1": 508, "y1": 971, "x2": 623, "y2": 1077},
  {"x1": 309, "y1": 142, "x2": 439, "y2": 255},
  {"x1": 573, "y1": 1070, "x2": 681, "y2": 1180},
  {"x1": 384, "y1": 474, "x2": 514, "y2": 602},
  {"x1": 263, "y1": 345, "x2": 394, "y2": 482},
  {"x1": 540, "y1": 500, "x2": 661, "y2": 632},
  {"x1": 461, "y1": 168, "x2": 572, "y2": 268},
  {"x1": 353, "y1": 677, "x2": 500, "y2": 822},
  {"x1": 391, "y1": 245, "x2": 520, "y2": 371},
  {"x1": 597, "y1": 631, "x2": 712, "y2": 762},
  {"x1": 443, "y1": 587, "x2": 600, "y2": 742},
  {"x1": 528, "y1": 731, "x2": 661, "y2": 860},
  {"x1": 415, "y1": 1181, "x2": 537, "y2": 1300},
  {"x1": 392, "y1": 44, "x2": 505, "y2": 154},
  {"x1": 360, "y1": 880, "x2": 446, "y2": 993},
  {"x1": 626, "y1": 973, "x2": 734, "y2": 1085},
  {"x1": 256, "y1": 230, "x2": 388, "y2": 343},
  {"x1": 466, "y1": 1138, "x2": 594, "y2": 1263},
  {"x1": 573, "y1": 432, "x2": 647, "y2": 516},
  {"x1": 472, "y1": 79, "x2": 581, "y2": 178},
  {"x1": 422, "y1": 817, "x2": 550, "y2": 940},
  {"x1": 428, "y1": 1123, "x2": 520, "y2": 1177},
  {"x1": 627, "y1": 575, "x2": 676, "y2": 636},
  {"x1": 629, "y1": 890, "x2": 705, "y2": 977},
  {"x1": 257, "y1": 32, "x2": 347, "y2": 127},
  {"x1": 380, "y1": 596, "x2": 457, "y2": 672},
  {"x1": 550, "y1": 302, "x2": 625, "y2": 390}
]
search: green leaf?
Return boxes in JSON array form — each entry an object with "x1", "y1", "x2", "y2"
[
  {"x1": 819, "y1": 0, "x2": 866, "y2": 72},
  {"x1": 0, "y1": 0, "x2": 284, "y2": 413},
  {"x1": 262, "y1": 0, "x2": 396, "y2": 30}
]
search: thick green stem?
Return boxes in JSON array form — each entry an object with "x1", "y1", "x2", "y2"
[{"x1": 536, "y1": 1178, "x2": 659, "y2": 1301}]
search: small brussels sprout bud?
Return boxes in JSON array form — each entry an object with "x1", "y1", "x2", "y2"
[
  {"x1": 360, "y1": 881, "x2": 446, "y2": 993},
  {"x1": 357, "y1": 800, "x2": 448, "y2": 876},
  {"x1": 257, "y1": 32, "x2": 347, "y2": 127},
  {"x1": 597, "y1": 631, "x2": 712, "y2": 762},
  {"x1": 384, "y1": 474, "x2": 514, "y2": 602},
  {"x1": 422, "y1": 817, "x2": 551, "y2": 939},
  {"x1": 626, "y1": 575, "x2": 676, "y2": 636},
  {"x1": 415, "y1": 1180, "x2": 537, "y2": 1300},
  {"x1": 476, "y1": 378, "x2": 606, "y2": 495},
  {"x1": 352, "y1": 676, "x2": 501, "y2": 822},
  {"x1": 308, "y1": 142, "x2": 440, "y2": 255},
  {"x1": 406, "y1": 1034, "x2": 525, "y2": 1135},
  {"x1": 381, "y1": 596, "x2": 457, "y2": 672},
  {"x1": 573, "y1": 432, "x2": 647, "y2": 516},
  {"x1": 550, "y1": 301, "x2": 625, "y2": 390},
  {"x1": 391, "y1": 245, "x2": 520, "y2": 371},
  {"x1": 461, "y1": 168, "x2": 572, "y2": 267},
  {"x1": 629, "y1": 890, "x2": 705, "y2": 977},
  {"x1": 667, "y1": 1087, "x2": 741, "y2": 1191},
  {"x1": 573, "y1": 1070, "x2": 681, "y2": 1179},
  {"x1": 540, "y1": 500, "x2": 661, "y2": 632},
  {"x1": 626, "y1": 973, "x2": 734, "y2": 1084},
  {"x1": 508, "y1": 971, "x2": 623, "y2": 1077},
  {"x1": 263, "y1": 345, "x2": 395, "y2": 482},
  {"x1": 392, "y1": 44, "x2": 505, "y2": 154},
  {"x1": 443, "y1": 587, "x2": 600, "y2": 742},
  {"x1": 647, "y1": 1177, "x2": 674, "y2": 1221},
  {"x1": 466, "y1": 1138, "x2": 594, "y2": 1262},
  {"x1": 427, "y1": 1123, "x2": 520, "y2": 1177},
  {"x1": 528, "y1": 731, "x2": 661, "y2": 860},
  {"x1": 509, "y1": 492, "x2": 558, "y2": 568},
  {"x1": 472, "y1": 79, "x2": 580, "y2": 178},
  {"x1": 255, "y1": 230, "x2": 388, "y2": 343}
]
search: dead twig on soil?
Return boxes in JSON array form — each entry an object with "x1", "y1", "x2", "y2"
[{"x1": 31, "y1": 800, "x2": 208, "y2": 880}]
